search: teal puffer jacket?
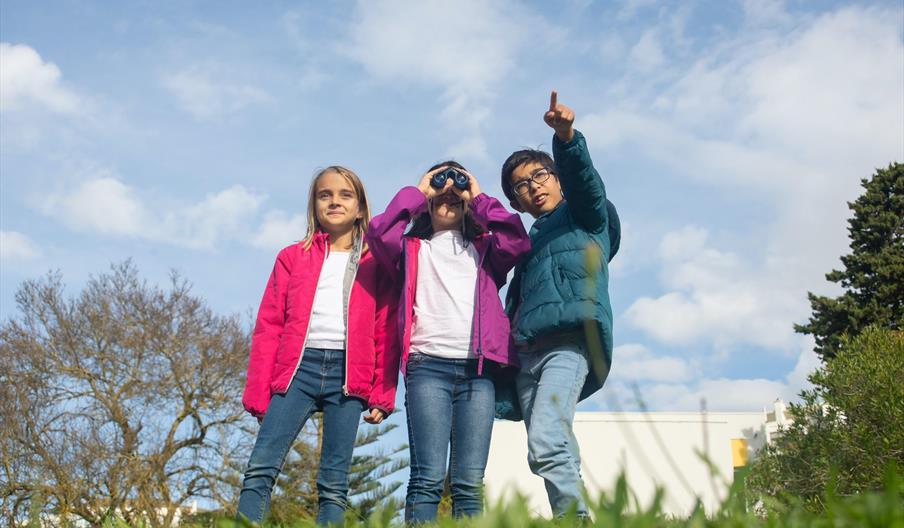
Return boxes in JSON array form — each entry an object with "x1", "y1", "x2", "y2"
[{"x1": 505, "y1": 130, "x2": 619, "y2": 403}]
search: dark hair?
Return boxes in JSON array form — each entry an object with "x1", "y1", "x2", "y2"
[
  {"x1": 500, "y1": 149, "x2": 556, "y2": 202},
  {"x1": 405, "y1": 160, "x2": 486, "y2": 241}
]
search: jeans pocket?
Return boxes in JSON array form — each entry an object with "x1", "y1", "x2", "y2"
[{"x1": 406, "y1": 352, "x2": 425, "y2": 372}]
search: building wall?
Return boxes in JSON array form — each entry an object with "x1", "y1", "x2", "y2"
[{"x1": 484, "y1": 411, "x2": 771, "y2": 517}]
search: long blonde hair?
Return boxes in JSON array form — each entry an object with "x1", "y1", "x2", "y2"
[{"x1": 302, "y1": 166, "x2": 371, "y2": 250}]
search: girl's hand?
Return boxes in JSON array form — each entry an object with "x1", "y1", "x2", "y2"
[
  {"x1": 363, "y1": 408, "x2": 386, "y2": 424},
  {"x1": 543, "y1": 90, "x2": 575, "y2": 143},
  {"x1": 452, "y1": 170, "x2": 481, "y2": 203},
  {"x1": 417, "y1": 167, "x2": 454, "y2": 200}
]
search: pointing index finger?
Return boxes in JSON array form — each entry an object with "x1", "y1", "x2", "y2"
[{"x1": 549, "y1": 90, "x2": 558, "y2": 112}]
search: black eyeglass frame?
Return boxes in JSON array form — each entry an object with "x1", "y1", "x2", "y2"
[{"x1": 511, "y1": 167, "x2": 555, "y2": 197}]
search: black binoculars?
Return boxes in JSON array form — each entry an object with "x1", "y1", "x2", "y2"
[{"x1": 430, "y1": 167, "x2": 470, "y2": 190}]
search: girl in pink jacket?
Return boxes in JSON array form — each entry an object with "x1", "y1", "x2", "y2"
[{"x1": 238, "y1": 166, "x2": 399, "y2": 526}]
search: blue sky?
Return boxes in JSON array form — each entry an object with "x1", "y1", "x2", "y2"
[{"x1": 2, "y1": 0, "x2": 903, "y2": 418}]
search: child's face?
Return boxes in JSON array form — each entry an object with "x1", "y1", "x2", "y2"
[
  {"x1": 509, "y1": 162, "x2": 563, "y2": 218},
  {"x1": 429, "y1": 187, "x2": 465, "y2": 232},
  {"x1": 314, "y1": 171, "x2": 362, "y2": 235}
]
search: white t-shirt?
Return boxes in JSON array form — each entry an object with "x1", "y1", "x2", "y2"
[
  {"x1": 306, "y1": 251, "x2": 350, "y2": 350},
  {"x1": 409, "y1": 230, "x2": 480, "y2": 359}
]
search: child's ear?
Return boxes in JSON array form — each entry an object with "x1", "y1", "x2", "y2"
[{"x1": 510, "y1": 199, "x2": 525, "y2": 213}]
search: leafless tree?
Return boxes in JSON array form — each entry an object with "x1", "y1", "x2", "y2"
[{"x1": 0, "y1": 261, "x2": 252, "y2": 527}]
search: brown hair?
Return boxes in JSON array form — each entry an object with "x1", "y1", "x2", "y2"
[{"x1": 302, "y1": 166, "x2": 371, "y2": 250}]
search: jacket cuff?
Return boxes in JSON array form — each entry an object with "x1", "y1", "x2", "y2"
[
  {"x1": 553, "y1": 129, "x2": 584, "y2": 151},
  {"x1": 370, "y1": 403, "x2": 394, "y2": 416}
]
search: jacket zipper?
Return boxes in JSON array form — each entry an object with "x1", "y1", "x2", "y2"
[
  {"x1": 342, "y1": 240, "x2": 362, "y2": 396},
  {"x1": 475, "y1": 241, "x2": 489, "y2": 373}
]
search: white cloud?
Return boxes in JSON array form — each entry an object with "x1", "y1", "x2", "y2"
[
  {"x1": 0, "y1": 231, "x2": 41, "y2": 260},
  {"x1": 742, "y1": 0, "x2": 792, "y2": 28},
  {"x1": 45, "y1": 176, "x2": 148, "y2": 236},
  {"x1": 161, "y1": 67, "x2": 274, "y2": 119},
  {"x1": 628, "y1": 30, "x2": 666, "y2": 72},
  {"x1": 159, "y1": 186, "x2": 265, "y2": 249},
  {"x1": 600, "y1": 34, "x2": 628, "y2": 63},
  {"x1": 251, "y1": 211, "x2": 307, "y2": 250},
  {"x1": 601, "y1": 338, "x2": 819, "y2": 412},
  {"x1": 617, "y1": 0, "x2": 658, "y2": 21},
  {"x1": 635, "y1": 377, "x2": 789, "y2": 411},
  {"x1": 0, "y1": 42, "x2": 81, "y2": 114},
  {"x1": 611, "y1": 343, "x2": 695, "y2": 383},
  {"x1": 281, "y1": 10, "x2": 330, "y2": 90},
  {"x1": 625, "y1": 225, "x2": 804, "y2": 351},
  {"x1": 43, "y1": 174, "x2": 268, "y2": 249},
  {"x1": 341, "y1": 0, "x2": 546, "y2": 159},
  {"x1": 596, "y1": 6, "x2": 902, "y2": 352}
]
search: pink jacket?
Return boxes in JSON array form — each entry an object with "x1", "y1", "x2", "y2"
[
  {"x1": 242, "y1": 232, "x2": 400, "y2": 418},
  {"x1": 366, "y1": 187, "x2": 530, "y2": 374}
]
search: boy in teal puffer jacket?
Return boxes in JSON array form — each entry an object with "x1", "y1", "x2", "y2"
[{"x1": 499, "y1": 91, "x2": 620, "y2": 518}]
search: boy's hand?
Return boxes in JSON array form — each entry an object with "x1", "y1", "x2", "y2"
[
  {"x1": 363, "y1": 408, "x2": 386, "y2": 424},
  {"x1": 544, "y1": 90, "x2": 575, "y2": 143},
  {"x1": 451, "y1": 170, "x2": 481, "y2": 203}
]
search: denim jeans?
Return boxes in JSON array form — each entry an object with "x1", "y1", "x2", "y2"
[
  {"x1": 404, "y1": 353, "x2": 495, "y2": 524},
  {"x1": 237, "y1": 348, "x2": 365, "y2": 526},
  {"x1": 515, "y1": 342, "x2": 590, "y2": 516}
]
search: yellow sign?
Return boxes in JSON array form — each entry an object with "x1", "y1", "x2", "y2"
[{"x1": 731, "y1": 439, "x2": 749, "y2": 467}]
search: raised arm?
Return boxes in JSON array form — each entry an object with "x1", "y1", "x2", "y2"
[
  {"x1": 366, "y1": 168, "x2": 453, "y2": 274},
  {"x1": 470, "y1": 193, "x2": 530, "y2": 286},
  {"x1": 546, "y1": 91, "x2": 609, "y2": 234},
  {"x1": 366, "y1": 187, "x2": 428, "y2": 274},
  {"x1": 453, "y1": 170, "x2": 530, "y2": 286}
]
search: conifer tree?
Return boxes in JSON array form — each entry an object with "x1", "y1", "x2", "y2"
[{"x1": 795, "y1": 162, "x2": 904, "y2": 360}]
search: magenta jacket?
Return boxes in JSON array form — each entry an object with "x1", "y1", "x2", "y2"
[
  {"x1": 366, "y1": 187, "x2": 530, "y2": 373},
  {"x1": 242, "y1": 232, "x2": 400, "y2": 418}
]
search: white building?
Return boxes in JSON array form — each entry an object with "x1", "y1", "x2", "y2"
[{"x1": 484, "y1": 400, "x2": 790, "y2": 517}]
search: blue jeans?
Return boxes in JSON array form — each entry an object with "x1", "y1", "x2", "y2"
[
  {"x1": 404, "y1": 353, "x2": 495, "y2": 523},
  {"x1": 515, "y1": 342, "x2": 590, "y2": 516},
  {"x1": 237, "y1": 348, "x2": 365, "y2": 526}
]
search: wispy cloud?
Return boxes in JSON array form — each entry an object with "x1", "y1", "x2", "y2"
[
  {"x1": 251, "y1": 211, "x2": 307, "y2": 250},
  {"x1": 0, "y1": 231, "x2": 41, "y2": 260},
  {"x1": 599, "y1": 337, "x2": 820, "y2": 411},
  {"x1": 611, "y1": 343, "x2": 696, "y2": 383},
  {"x1": 625, "y1": 225, "x2": 804, "y2": 351},
  {"x1": 594, "y1": 5, "x2": 903, "y2": 356},
  {"x1": 340, "y1": 0, "x2": 551, "y2": 159},
  {"x1": 43, "y1": 172, "x2": 268, "y2": 250},
  {"x1": 161, "y1": 66, "x2": 274, "y2": 119}
]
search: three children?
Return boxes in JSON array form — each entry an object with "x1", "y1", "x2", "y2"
[{"x1": 238, "y1": 92, "x2": 617, "y2": 524}]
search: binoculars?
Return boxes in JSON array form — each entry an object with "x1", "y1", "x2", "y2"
[{"x1": 430, "y1": 167, "x2": 470, "y2": 190}]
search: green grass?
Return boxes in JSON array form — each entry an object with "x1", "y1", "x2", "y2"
[{"x1": 177, "y1": 469, "x2": 903, "y2": 528}]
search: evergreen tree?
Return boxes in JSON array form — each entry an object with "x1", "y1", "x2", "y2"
[
  {"x1": 266, "y1": 417, "x2": 409, "y2": 524},
  {"x1": 795, "y1": 162, "x2": 904, "y2": 360},
  {"x1": 347, "y1": 423, "x2": 409, "y2": 519}
]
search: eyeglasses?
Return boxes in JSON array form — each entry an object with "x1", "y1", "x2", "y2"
[{"x1": 512, "y1": 168, "x2": 553, "y2": 197}]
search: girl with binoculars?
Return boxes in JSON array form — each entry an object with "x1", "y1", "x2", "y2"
[{"x1": 367, "y1": 162, "x2": 530, "y2": 523}]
